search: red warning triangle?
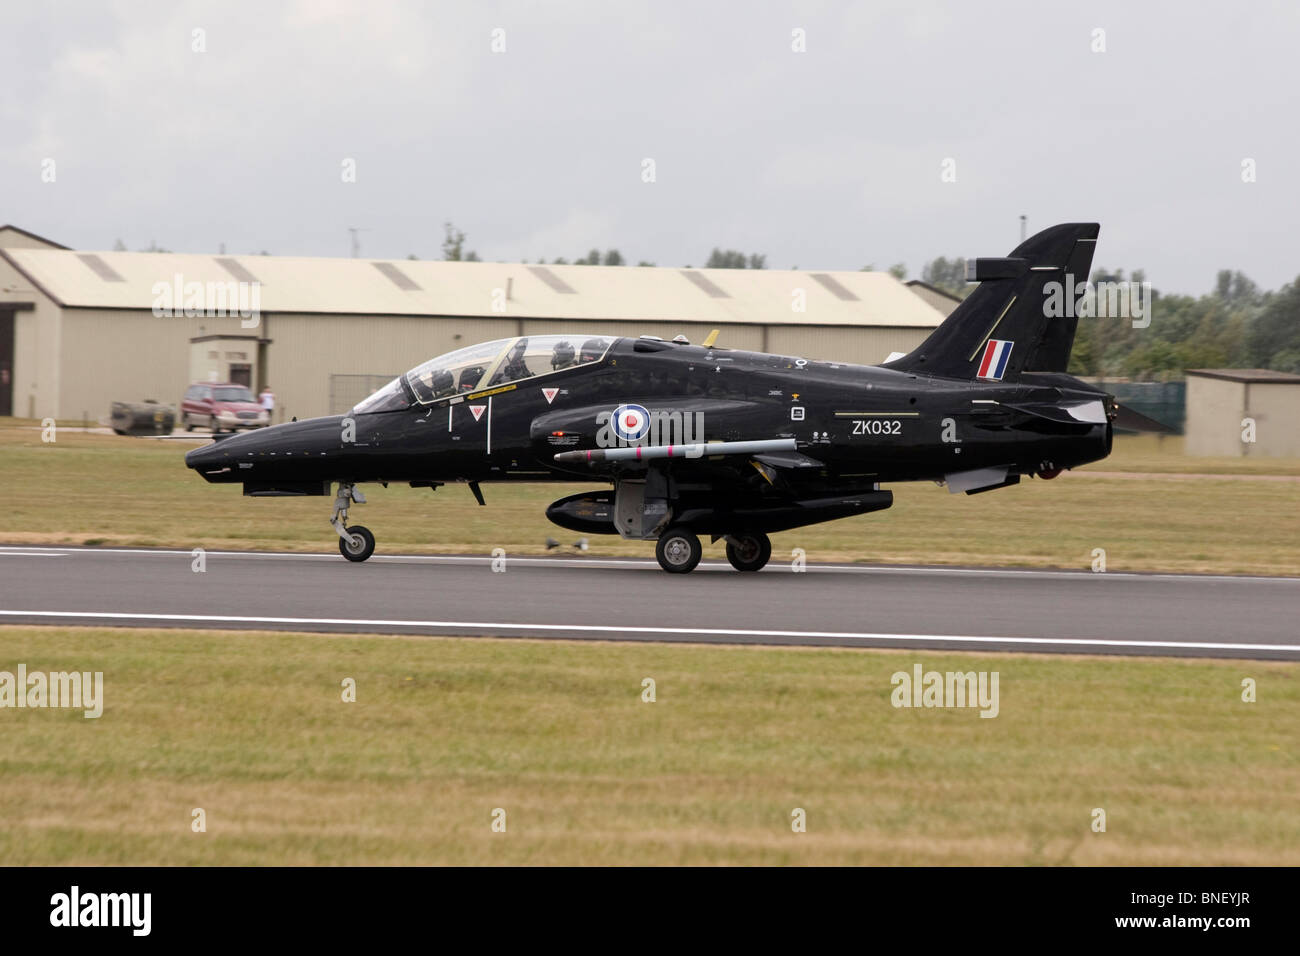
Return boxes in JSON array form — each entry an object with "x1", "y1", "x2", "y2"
[
  {"x1": 469, "y1": 405, "x2": 486, "y2": 421},
  {"x1": 542, "y1": 388, "x2": 559, "y2": 405}
]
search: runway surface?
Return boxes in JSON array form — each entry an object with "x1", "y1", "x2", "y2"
[{"x1": 1, "y1": 545, "x2": 1297, "y2": 659}]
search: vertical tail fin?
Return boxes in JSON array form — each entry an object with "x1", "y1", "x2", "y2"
[{"x1": 885, "y1": 223, "x2": 1099, "y2": 380}]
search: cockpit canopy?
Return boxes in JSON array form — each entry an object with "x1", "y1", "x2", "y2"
[{"x1": 352, "y1": 334, "x2": 615, "y2": 414}]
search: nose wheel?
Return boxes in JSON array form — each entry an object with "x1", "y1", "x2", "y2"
[
  {"x1": 339, "y1": 525, "x2": 375, "y2": 562},
  {"x1": 331, "y1": 482, "x2": 375, "y2": 562}
]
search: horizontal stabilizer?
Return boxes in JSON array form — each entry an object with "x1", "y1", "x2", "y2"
[
  {"x1": 1003, "y1": 399, "x2": 1109, "y2": 425},
  {"x1": 1112, "y1": 403, "x2": 1178, "y2": 434}
]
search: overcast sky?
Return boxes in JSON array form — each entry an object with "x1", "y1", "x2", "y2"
[{"x1": 3, "y1": 0, "x2": 1297, "y2": 294}]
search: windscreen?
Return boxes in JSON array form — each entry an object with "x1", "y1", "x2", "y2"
[
  {"x1": 352, "y1": 334, "x2": 617, "y2": 414},
  {"x1": 213, "y1": 386, "x2": 255, "y2": 402}
]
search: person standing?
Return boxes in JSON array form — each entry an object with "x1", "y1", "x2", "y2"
[{"x1": 259, "y1": 385, "x2": 275, "y2": 423}]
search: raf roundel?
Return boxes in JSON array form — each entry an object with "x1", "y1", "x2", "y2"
[{"x1": 611, "y1": 403, "x2": 651, "y2": 443}]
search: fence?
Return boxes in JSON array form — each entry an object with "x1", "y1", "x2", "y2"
[{"x1": 1091, "y1": 379, "x2": 1186, "y2": 434}]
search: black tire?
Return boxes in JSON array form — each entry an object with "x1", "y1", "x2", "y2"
[
  {"x1": 209, "y1": 415, "x2": 221, "y2": 435},
  {"x1": 725, "y1": 532, "x2": 772, "y2": 572},
  {"x1": 655, "y1": 526, "x2": 702, "y2": 574},
  {"x1": 184, "y1": 417, "x2": 194, "y2": 432},
  {"x1": 339, "y1": 525, "x2": 376, "y2": 562}
]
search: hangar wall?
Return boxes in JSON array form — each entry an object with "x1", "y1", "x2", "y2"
[
  {"x1": 0, "y1": 291, "x2": 931, "y2": 422},
  {"x1": 56, "y1": 307, "x2": 218, "y2": 421},
  {"x1": 0, "y1": 256, "x2": 62, "y2": 420}
]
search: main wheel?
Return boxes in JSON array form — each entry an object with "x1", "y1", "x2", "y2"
[
  {"x1": 339, "y1": 525, "x2": 375, "y2": 562},
  {"x1": 725, "y1": 532, "x2": 771, "y2": 572},
  {"x1": 655, "y1": 526, "x2": 702, "y2": 574}
]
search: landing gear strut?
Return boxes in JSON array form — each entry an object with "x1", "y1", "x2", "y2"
[
  {"x1": 725, "y1": 532, "x2": 771, "y2": 572},
  {"x1": 331, "y1": 482, "x2": 375, "y2": 562},
  {"x1": 655, "y1": 526, "x2": 702, "y2": 574}
]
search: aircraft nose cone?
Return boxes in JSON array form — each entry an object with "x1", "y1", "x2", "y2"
[
  {"x1": 185, "y1": 426, "x2": 268, "y2": 476},
  {"x1": 184, "y1": 416, "x2": 348, "y2": 483},
  {"x1": 184, "y1": 442, "x2": 221, "y2": 469}
]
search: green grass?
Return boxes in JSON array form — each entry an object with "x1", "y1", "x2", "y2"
[
  {"x1": 0, "y1": 626, "x2": 1295, "y2": 865},
  {"x1": 3, "y1": 424, "x2": 1298, "y2": 575},
  {"x1": 1082, "y1": 433, "x2": 1300, "y2": 475}
]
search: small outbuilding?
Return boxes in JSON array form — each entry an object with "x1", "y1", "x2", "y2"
[{"x1": 1185, "y1": 368, "x2": 1300, "y2": 457}]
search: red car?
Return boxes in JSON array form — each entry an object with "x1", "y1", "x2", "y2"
[{"x1": 181, "y1": 383, "x2": 270, "y2": 433}]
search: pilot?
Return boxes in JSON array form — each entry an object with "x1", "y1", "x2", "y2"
[
  {"x1": 498, "y1": 340, "x2": 532, "y2": 383},
  {"x1": 429, "y1": 368, "x2": 455, "y2": 397},
  {"x1": 551, "y1": 340, "x2": 576, "y2": 370},
  {"x1": 579, "y1": 338, "x2": 608, "y2": 363},
  {"x1": 459, "y1": 365, "x2": 485, "y2": 391}
]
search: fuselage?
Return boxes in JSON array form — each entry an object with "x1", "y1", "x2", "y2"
[{"x1": 185, "y1": 336, "x2": 1113, "y2": 490}]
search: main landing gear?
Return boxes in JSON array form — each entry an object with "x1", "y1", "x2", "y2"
[
  {"x1": 331, "y1": 482, "x2": 375, "y2": 562},
  {"x1": 724, "y1": 532, "x2": 772, "y2": 572},
  {"x1": 655, "y1": 526, "x2": 703, "y2": 574},
  {"x1": 653, "y1": 527, "x2": 773, "y2": 574}
]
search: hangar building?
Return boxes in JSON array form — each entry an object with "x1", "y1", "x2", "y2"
[
  {"x1": 0, "y1": 225, "x2": 945, "y2": 423},
  {"x1": 1185, "y1": 368, "x2": 1300, "y2": 457}
]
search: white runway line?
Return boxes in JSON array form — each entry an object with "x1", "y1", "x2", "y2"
[
  {"x1": 0, "y1": 545, "x2": 1295, "y2": 584},
  {"x1": 1, "y1": 609, "x2": 1297, "y2": 654}
]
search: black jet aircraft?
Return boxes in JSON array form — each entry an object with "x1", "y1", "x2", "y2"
[{"x1": 187, "y1": 222, "x2": 1119, "y2": 573}]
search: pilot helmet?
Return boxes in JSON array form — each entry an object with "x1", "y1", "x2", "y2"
[
  {"x1": 551, "y1": 340, "x2": 575, "y2": 369},
  {"x1": 430, "y1": 368, "x2": 455, "y2": 395},
  {"x1": 579, "y1": 338, "x2": 608, "y2": 363},
  {"x1": 459, "y1": 365, "x2": 485, "y2": 390}
]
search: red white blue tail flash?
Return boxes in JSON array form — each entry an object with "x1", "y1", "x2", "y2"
[{"x1": 977, "y1": 339, "x2": 1013, "y2": 381}]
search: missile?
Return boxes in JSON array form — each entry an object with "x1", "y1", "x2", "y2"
[{"x1": 554, "y1": 437, "x2": 797, "y2": 465}]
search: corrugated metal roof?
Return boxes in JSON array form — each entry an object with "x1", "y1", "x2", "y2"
[
  {"x1": 0, "y1": 248, "x2": 944, "y2": 328},
  {"x1": 1187, "y1": 368, "x2": 1300, "y2": 384}
]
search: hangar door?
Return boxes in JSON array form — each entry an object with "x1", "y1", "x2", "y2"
[{"x1": 0, "y1": 309, "x2": 13, "y2": 417}]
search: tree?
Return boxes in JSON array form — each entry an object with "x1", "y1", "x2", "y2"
[
  {"x1": 1244, "y1": 277, "x2": 1300, "y2": 369},
  {"x1": 603, "y1": 249, "x2": 624, "y2": 266},
  {"x1": 888, "y1": 263, "x2": 907, "y2": 280},
  {"x1": 442, "y1": 222, "x2": 479, "y2": 262},
  {"x1": 920, "y1": 256, "x2": 968, "y2": 296},
  {"x1": 705, "y1": 248, "x2": 767, "y2": 269}
]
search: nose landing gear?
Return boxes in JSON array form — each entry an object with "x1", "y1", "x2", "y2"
[{"x1": 331, "y1": 482, "x2": 375, "y2": 562}]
